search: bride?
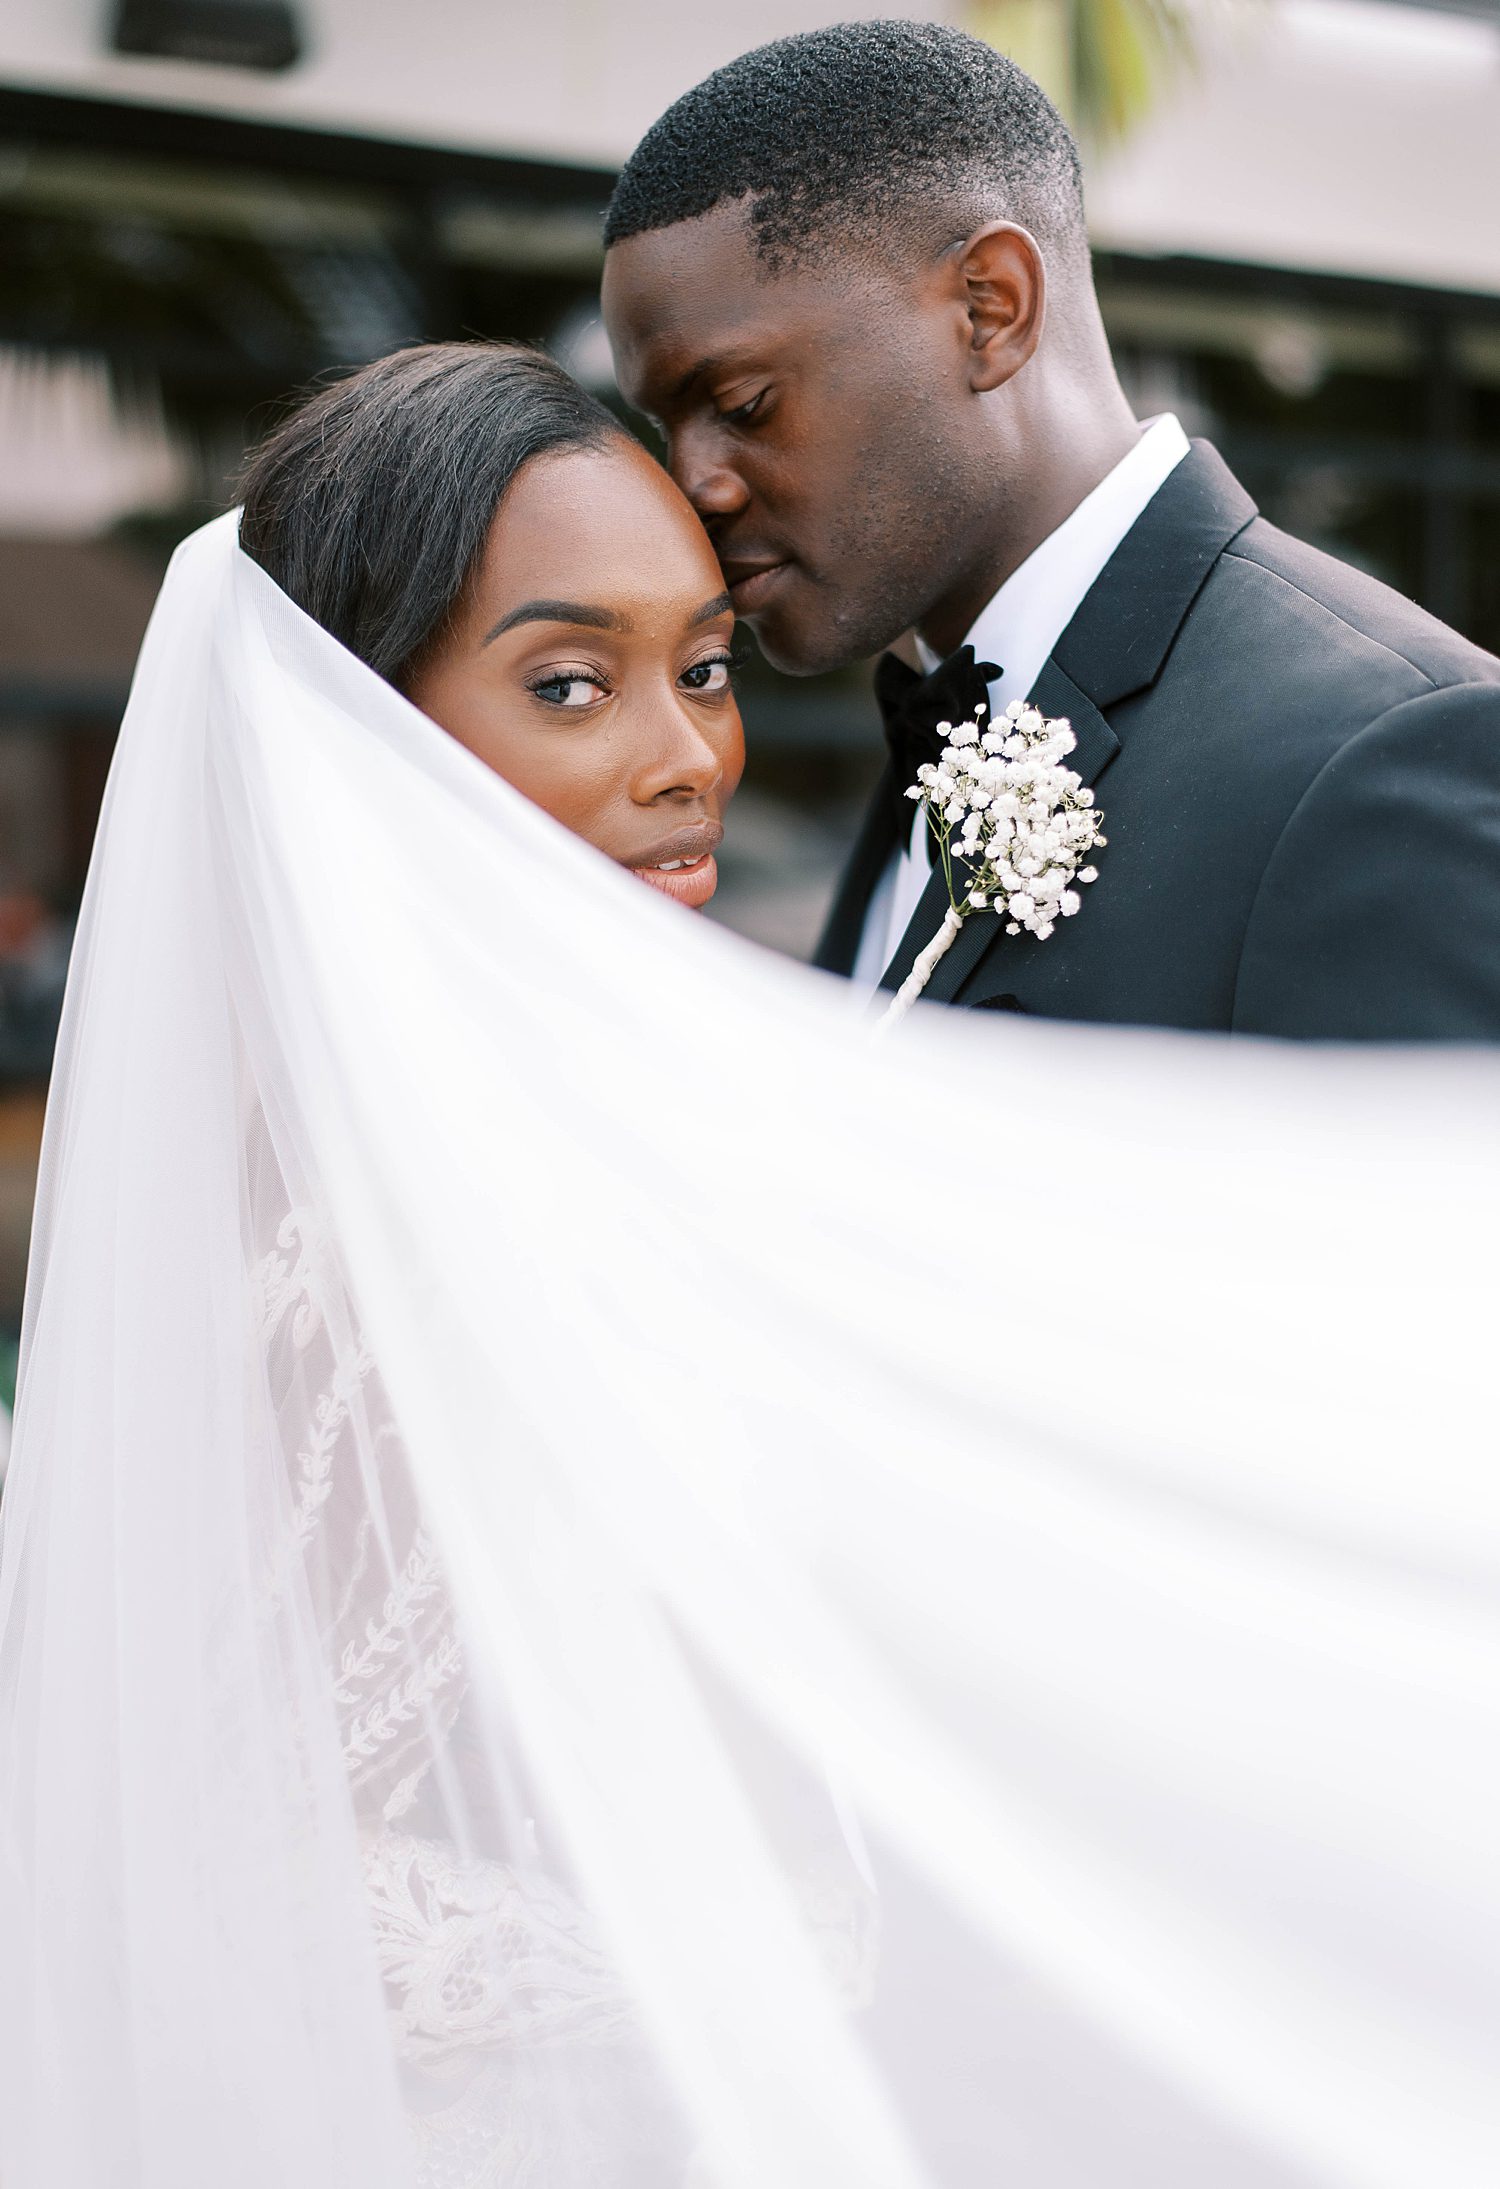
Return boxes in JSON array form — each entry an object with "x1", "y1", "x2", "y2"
[
  {"x1": 238, "y1": 340, "x2": 743, "y2": 902},
  {"x1": 0, "y1": 344, "x2": 1494, "y2": 2189}
]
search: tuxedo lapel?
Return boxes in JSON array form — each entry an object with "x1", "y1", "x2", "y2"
[
  {"x1": 875, "y1": 442, "x2": 1257, "y2": 1008},
  {"x1": 811, "y1": 761, "x2": 900, "y2": 974},
  {"x1": 1029, "y1": 659, "x2": 1118, "y2": 784},
  {"x1": 1050, "y1": 440, "x2": 1256, "y2": 707}
]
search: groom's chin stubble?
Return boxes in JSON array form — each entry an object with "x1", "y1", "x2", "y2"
[
  {"x1": 751, "y1": 621, "x2": 863, "y2": 678},
  {"x1": 749, "y1": 619, "x2": 844, "y2": 677},
  {"x1": 747, "y1": 582, "x2": 910, "y2": 679},
  {"x1": 766, "y1": 518, "x2": 965, "y2": 673}
]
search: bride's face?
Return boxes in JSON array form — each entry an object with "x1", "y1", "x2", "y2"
[{"x1": 407, "y1": 435, "x2": 744, "y2": 909}]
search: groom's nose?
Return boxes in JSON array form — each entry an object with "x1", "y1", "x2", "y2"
[{"x1": 672, "y1": 429, "x2": 751, "y2": 529}]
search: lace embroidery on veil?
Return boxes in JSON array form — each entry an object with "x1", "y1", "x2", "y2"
[{"x1": 247, "y1": 1167, "x2": 880, "y2": 2185}]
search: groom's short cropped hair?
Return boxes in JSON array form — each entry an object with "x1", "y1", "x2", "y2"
[{"x1": 603, "y1": 21, "x2": 1088, "y2": 279}]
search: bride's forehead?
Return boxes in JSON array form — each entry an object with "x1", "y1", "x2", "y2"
[{"x1": 470, "y1": 443, "x2": 722, "y2": 619}]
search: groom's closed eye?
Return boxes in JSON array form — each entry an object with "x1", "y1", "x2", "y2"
[{"x1": 718, "y1": 389, "x2": 770, "y2": 426}]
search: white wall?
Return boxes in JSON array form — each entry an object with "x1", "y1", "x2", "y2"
[
  {"x1": 0, "y1": 0, "x2": 961, "y2": 173},
  {"x1": 1087, "y1": 0, "x2": 1500, "y2": 297},
  {"x1": 3, "y1": 0, "x2": 1499, "y2": 294}
]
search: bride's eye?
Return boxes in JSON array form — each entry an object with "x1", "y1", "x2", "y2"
[
  {"x1": 680, "y1": 653, "x2": 733, "y2": 694},
  {"x1": 527, "y1": 670, "x2": 608, "y2": 709}
]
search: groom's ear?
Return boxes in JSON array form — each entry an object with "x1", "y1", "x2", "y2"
[{"x1": 955, "y1": 223, "x2": 1047, "y2": 394}]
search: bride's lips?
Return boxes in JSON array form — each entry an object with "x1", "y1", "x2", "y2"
[
  {"x1": 636, "y1": 854, "x2": 718, "y2": 909},
  {"x1": 626, "y1": 820, "x2": 724, "y2": 910},
  {"x1": 720, "y1": 555, "x2": 791, "y2": 612}
]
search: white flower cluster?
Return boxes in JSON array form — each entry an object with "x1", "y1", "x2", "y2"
[{"x1": 906, "y1": 699, "x2": 1105, "y2": 940}]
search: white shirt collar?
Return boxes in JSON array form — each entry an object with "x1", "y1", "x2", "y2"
[
  {"x1": 854, "y1": 415, "x2": 1192, "y2": 991},
  {"x1": 915, "y1": 414, "x2": 1191, "y2": 709}
]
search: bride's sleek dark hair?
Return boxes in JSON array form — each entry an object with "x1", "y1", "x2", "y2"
[{"x1": 239, "y1": 340, "x2": 625, "y2": 687}]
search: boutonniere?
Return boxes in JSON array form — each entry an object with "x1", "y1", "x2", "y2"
[{"x1": 877, "y1": 699, "x2": 1106, "y2": 1028}]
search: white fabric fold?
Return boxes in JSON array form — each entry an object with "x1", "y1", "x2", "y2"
[{"x1": 1, "y1": 511, "x2": 1496, "y2": 2189}]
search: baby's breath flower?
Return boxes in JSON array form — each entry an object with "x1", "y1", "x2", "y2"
[{"x1": 876, "y1": 702, "x2": 1108, "y2": 1029}]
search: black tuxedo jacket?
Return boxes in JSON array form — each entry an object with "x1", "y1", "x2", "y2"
[{"x1": 815, "y1": 442, "x2": 1500, "y2": 1039}]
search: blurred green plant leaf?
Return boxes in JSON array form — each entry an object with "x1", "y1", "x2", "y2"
[{"x1": 971, "y1": 0, "x2": 1195, "y2": 145}]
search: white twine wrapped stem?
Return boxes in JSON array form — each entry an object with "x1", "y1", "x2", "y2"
[{"x1": 875, "y1": 906, "x2": 965, "y2": 1032}]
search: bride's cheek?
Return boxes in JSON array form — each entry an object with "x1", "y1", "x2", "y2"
[{"x1": 511, "y1": 738, "x2": 622, "y2": 843}]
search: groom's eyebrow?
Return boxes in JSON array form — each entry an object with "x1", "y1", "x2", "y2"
[
  {"x1": 483, "y1": 599, "x2": 629, "y2": 643},
  {"x1": 668, "y1": 356, "x2": 720, "y2": 403}
]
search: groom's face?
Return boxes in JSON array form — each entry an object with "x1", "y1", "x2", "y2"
[{"x1": 603, "y1": 206, "x2": 986, "y2": 676}]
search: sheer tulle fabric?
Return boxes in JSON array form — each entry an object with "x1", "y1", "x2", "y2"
[{"x1": 0, "y1": 513, "x2": 1495, "y2": 2189}]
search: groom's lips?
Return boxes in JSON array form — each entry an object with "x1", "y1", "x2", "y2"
[
  {"x1": 626, "y1": 820, "x2": 724, "y2": 910},
  {"x1": 720, "y1": 555, "x2": 792, "y2": 612}
]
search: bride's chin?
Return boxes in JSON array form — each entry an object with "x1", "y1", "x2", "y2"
[{"x1": 629, "y1": 854, "x2": 719, "y2": 909}]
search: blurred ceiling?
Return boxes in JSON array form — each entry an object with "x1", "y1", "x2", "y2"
[
  {"x1": 1086, "y1": 0, "x2": 1500, "y2": 295},
  {"x1": 2, "y1": 0, "x2": 1497, "y2": 295}
]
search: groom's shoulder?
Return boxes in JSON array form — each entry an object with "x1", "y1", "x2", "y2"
[{"x1": 1210, "y1": 513, "x2": 1500, "y2": 698}]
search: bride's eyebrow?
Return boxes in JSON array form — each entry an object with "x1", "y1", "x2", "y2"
[
  {"x1": 483, "y1": 599, "x2": 630, "y2": 644},
  {"x1": 484, "y1": 591, "x2": 732, "y2": 645}
]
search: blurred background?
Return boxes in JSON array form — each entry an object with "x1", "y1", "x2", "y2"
[{"x1": 0, "y1": 0, "x2": 1499, "y2": 1364}]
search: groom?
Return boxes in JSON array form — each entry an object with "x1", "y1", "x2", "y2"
[{"x1": 601, "y1": 20, "x2": 1500, "y2": 1038}]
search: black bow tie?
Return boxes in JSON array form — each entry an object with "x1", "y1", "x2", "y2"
[{"x1": 874, "y1": 645, "x2": 1003, "y2": 851}]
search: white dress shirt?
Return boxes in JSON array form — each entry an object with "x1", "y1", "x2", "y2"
[{"x1": 851, "y1": 413, "x2": 1191, "y2": 988}]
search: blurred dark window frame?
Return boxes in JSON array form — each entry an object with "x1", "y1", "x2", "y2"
[{"x1": 1094, "y1": 249, "x2": 1500, "y2": 647}]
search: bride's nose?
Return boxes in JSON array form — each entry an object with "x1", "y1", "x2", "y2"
[{"x1": 630, "y1": 697, "x2": 729, "y2": 805}]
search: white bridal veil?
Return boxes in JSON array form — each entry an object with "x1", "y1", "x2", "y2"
[{"x1": 0, "y1": 512, "x2": 1496, "y2": 2189}]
